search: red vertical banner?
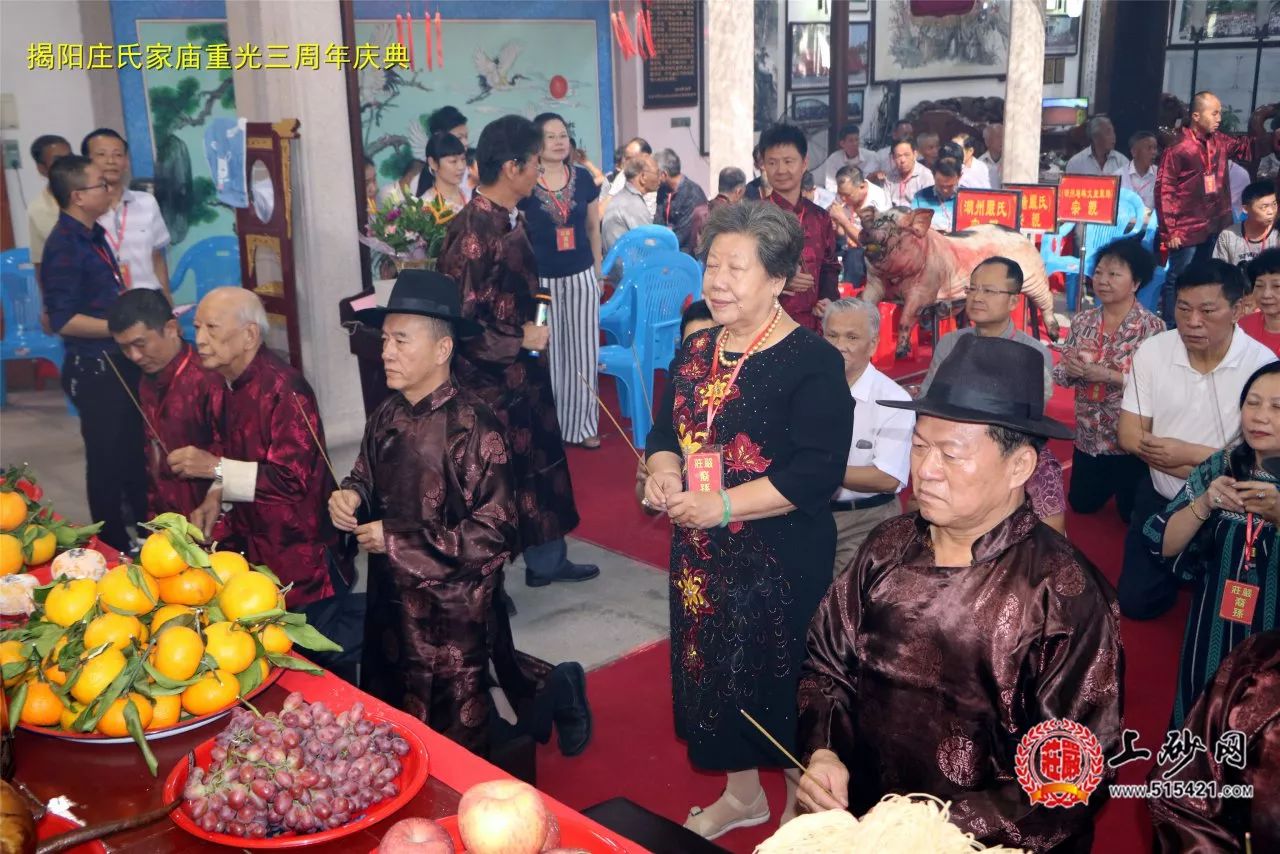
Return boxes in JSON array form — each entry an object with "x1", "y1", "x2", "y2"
[
  {"x1": 1056, "y1": 174, "x2": 1121, "y2": 225},
  {"x1": 953, "y1": 189, "x2": 1022, "y2": 232},
  {"x1": 1005, "y1": 184, "x2": 1059, "y2": 233}
]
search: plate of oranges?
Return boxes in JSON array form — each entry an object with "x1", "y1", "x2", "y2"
[{"x1": 0, "y1": 512, "x2": 340, "y2": 774}]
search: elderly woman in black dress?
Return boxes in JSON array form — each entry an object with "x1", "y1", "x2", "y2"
[{"x1": 643, "y1": 202, "x2": 854, "y2": 839}]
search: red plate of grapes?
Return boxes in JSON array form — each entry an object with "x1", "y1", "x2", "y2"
[{"x1": 163, "y1": 693, "x2": 429, "y2": 848}]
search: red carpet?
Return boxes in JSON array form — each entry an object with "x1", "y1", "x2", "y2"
[{"x1": 552, "y1": 344, "x2": 1189, "y2": 853}]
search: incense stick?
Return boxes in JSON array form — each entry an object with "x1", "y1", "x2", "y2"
[
  {"x1": 577, "y1": 370, "x2": 647, "y2": 469},
  {"x1": 738, "y1": 708, "x2": 838, "y2": 801},
  {"x1": 105, "y1": 354, "x2": 170, "y2": 454},
  {"x1": 291, "y1": 392, "x2": 340, "y2": 484}
]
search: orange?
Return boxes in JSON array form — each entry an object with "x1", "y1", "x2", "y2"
[
  {"x1": 97, "y1": 565, "x2": 159, "y2": 616},
  {"x1": 258, "y1": 624, "x2": 293, "y2": 655},
  {"x1": 150, "y1": 625, "x2": 203, "y2": 682},
  {"x1": 24, "y1": 527, "x2": 56, "y2": 566},
  {"x1": 0, "y1": 640, "x2": 29, "y2": 687},
  {"x1": 97, "y1": 692, "x2": 153, "y2": 737},
  {"x1": 0, "y1": 533, "x2": 21, "y2": 575},
  {"x1": 202, "y1": 622, "x2": 256, "y2": 674},
  {"x1": 60, "y1": 701, "x2": 86, "y2": 731},
  {"x1": 148, "y1": 693, "x2": 183, "y2": 729},
  {"x1": 43, "y1": 637, "x2": 70, "y2": 686},
  {"x1": 217, "y1": 571, "x2": 279, "y2": 621},
  {"x1": 0, "y1": 491, "x2": 27, "y2": 532},
  {"x1": 181, "y1": 669, "x2": 238, "y2": 716},
  {"x1": 69, "y1": 647, "x2": 126, "y2": 705},
  {"x1": 157, "y1": 567, "x2": 217, "y2": 606},
  {"x1": 18, "y1": 680, "x2": 64, "y2": 726},
  {"x1": 43, "y1": 578, "x2": 97, "y2": 626},
  {"x1": 149, "y1": 604, "x2": 196, "y2": 633},
  {"x1": 84, "y1": 613, "x2": 147, "y2": 652},
  {"x1": 208, "y1": 551, "x2": 251, "y2": 587},
  {"x1": 139, "y1": 532, "x2": 187, "y2": 578}
]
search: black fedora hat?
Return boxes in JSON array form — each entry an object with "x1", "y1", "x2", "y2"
[
  {"x1": 354, "y1": 268, "x2": 481, "y2": 338},
  {"x1": 879, "y1": 335, "x2": 1074, "y2": 440}
]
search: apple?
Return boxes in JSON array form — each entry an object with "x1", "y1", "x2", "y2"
[
  {"x1": 541, "y1": 812, "x2": 560, "y2": 851},
  {"x1": 378, "y1": 817, "x2": 456, "y2": 853},
  {"x1": 457, "y1": 780, "x2": 550, "y2": 854}
]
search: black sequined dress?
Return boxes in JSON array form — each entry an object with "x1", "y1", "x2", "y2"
[{"x1": 645, "y1": 326, "x2": 854, "y2": 770}]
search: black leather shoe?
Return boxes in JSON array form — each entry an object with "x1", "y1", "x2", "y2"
[
  {"x1": 525, "y1": 562, "x2": 601, "y2": 587},
  {"x1": 551, "y1": 662, "x2": 592, "y2": 757}
]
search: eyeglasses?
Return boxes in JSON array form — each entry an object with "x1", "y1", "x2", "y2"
[
  {"x1": 964, "y1": 286, "x2": 1018, "y2": 297},
  {"x1": 75, "y1": 181, "x2": 110, "y2": 193}
]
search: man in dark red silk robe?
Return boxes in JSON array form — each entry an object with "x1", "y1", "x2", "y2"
[
  {"x1": 170, "y1": 287, "x2": 358, "y2": 680},
  {"x1": 1150, "y1": 629, "x2": 1280, "y2": 853},
  {"x1": 108, "y1": 288, "x2": 224, "y2": 519},
  {"x1": 334, "y1": 270, "x2": 592, "y2": 758},
  {"x1": 797, "y1": 336, "x2": 1123, "y2": 853},
  {"x1": 437, "y1": 114, "x2": 596, "y2": 587},
  {"x1": 759, "y1": 123, "x2": 840, "y2": 332}
]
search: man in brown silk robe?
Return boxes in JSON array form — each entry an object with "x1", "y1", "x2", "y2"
[
  {"x1": 797, "y1": 336, "x2": 1124, "y2": 853},
  {"x1": 108, "y1": 287, "x2": 224, "y2": 518},
  {"x1": 170, "y1": 287, "x2": 358, "y2": 680},
  {"x1": 1150, "y1": 629, "x2": 1280, "y2": 853},
  {"x1": 437, "y1": 114, "x2": 597, "y2": 587}
]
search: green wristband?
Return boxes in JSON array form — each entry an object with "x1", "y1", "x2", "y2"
[{"x1": 719, "y1": 489, "x2": 732, "y2": 527}]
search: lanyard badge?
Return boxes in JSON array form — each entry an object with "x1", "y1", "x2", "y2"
[{"x1": 685, "y1": 445, "x2": 724, "y2": 494}]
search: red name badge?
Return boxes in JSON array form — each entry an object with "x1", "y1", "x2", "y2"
[
  {"x1": 1084, "y1": 382, "x2": 1108, "y2": 402},
  {"x1": 1203, "y1": 174, "x2": 1217, "y2": 194},
  {"x1": 555, "y1": 226, "x2": 576, "y2": 252},
  {"x1": 686, "y1": 447, "x2": 724, "y2": 494},
  {"x1": 1219, "y1": 579, "x2": 1259, "y2": 625}
]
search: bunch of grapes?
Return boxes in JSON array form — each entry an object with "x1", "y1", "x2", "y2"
[{"x1": 181, "y1": 691, "x2": 412, "y2": 838}]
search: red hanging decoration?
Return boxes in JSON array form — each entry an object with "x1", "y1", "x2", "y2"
[
  {"x1": 424, "y1": 10, "x2": 433, "y2": 70},
  {"x1": 909, "y1": 0, "x2": 977, "y2": 17},
  {"x1": 435, "y1": 12, "x2": 443, "y2": 68},
  {"x1": 640, "y1": 7, "x2": 656, "y2": 58},
  {"x1": 406, "y1": 11, "x2": 415, "y2": 70},
  {"x1": 395, "y1": 14, "x2": 404, "y2": 53}
]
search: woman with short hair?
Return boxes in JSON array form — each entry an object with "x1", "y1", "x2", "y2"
[{"x1": 643, "y1": 202, "x2": 853, "y2": 838}]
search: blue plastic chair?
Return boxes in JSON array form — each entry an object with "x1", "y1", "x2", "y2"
[
  {"x1": 1042, "y1": 189, "x2": 1147, "y2": 310},
  {"x1": 1, "y1": 248, "x2": 72, "y2": 413},
  {"x1": 598, "y1": 251, "x2": 703, "y2": 448},
  {"x1": 170, "y1": 237, "x2": 241, "y2": 339},
  {"x1": 599, "y1": 225, "x2": 678, "y2": 348}
]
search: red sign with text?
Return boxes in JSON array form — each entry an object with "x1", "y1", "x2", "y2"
[
  {"x1": 1006, "y1": 184, "x2": 1059, "y2": 232},
  {"x1": 1056, "y1": 174, "x2": 1121, "y2": 225},
  {"x1": 953, "y1": 189, "x2": 1022, "y2": 232}
]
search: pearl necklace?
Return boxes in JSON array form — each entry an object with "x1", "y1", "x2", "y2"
[{"x1": 716, "y1": 305, "x2": 782, "y2": 368}]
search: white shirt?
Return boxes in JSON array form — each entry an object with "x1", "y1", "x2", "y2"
[
  {"x1": 886, "y1": 162, "x2": 934, "y2": 207},
  {"x1": 1119, "y1": 162, "x2": 1159, "y2": 211},
  {"x1": 97, "y1": 189, "x2": 171, "y2": 291},
  {"x1": 1229, "y1": 161, "x2": 1250, "y2": 215},
  {"x1": 818, "y1": 149, "x2": 877, "y2": 193},
  {"x1": 609, "y1": 172, "x2": 658, "y2": 219},
  {"x1": 1122, "y1": 328, "x2": 1277, "y2": 499},
  {"x1": 978, "y1": 151, "x2": 1003, "y2": 188},
  {"x1": 1065, "y1": 147, "x2": 1130, "y2": 177},
  {"x1": 28, "y1": 188, "x2": 60, "y2": 264},
  {"x1": 958, "y1": 158, "x2": 991, "y2": 189},
  {"x1": 834, "y1": 364, "x2": 915, "y2": 502}
]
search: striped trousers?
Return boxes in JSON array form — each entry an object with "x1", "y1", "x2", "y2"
[{"x1": 542, "y1": 268, "x2": 600, "y2": 444}]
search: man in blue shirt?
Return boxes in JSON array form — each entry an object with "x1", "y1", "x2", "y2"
[
  {"x1": 41, "y1": 154, "x2": 149, "y2": 551},
  {"x1": 912, "y1": 158, "x2": 962, "y2": 232}
]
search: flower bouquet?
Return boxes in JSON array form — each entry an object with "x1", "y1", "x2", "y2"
[{"x1": 359, "y1": 194, "x2": 458, "y2": 272}]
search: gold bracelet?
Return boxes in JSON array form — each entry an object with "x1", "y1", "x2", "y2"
[{"x1": 1189, "y1": 499, "x2": 1210, "y2": 522}]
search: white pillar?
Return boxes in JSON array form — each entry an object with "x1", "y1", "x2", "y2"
[
  {"x1": 1002, "y1": 0, "x2": 1046, "y2": 185},
  {"x1": 706, "y1": 0, "x2": 754, "y2": 185},
  {"x1": 224, "y1": 0, "x2": 365, "y2": 449}
]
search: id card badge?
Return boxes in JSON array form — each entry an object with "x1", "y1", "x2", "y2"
[
  {"x1": 1084, "y1": 382, "x2": 1108, "y2": 402},
  {"x1": 555, "y1": 226, "x2": 576, "y2": 252},
  {"x1": 686, "y1": 444, "x2": 724, "y2": 494},
  {"x1": 1218, "y1": 579, "x2": 1259, "y2": 625},
  {"x1": 1203, "y1": 174, "x2": 1217, "y2": 194},
  {"x1": 119, "y1": 262, "x2": 132, "y2": 289}
]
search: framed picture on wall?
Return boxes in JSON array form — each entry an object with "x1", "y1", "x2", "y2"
[
  {"x1": 846, "y1": 89, "x2": 865, "y2": 124},
  {"x1": 871, "y1": 0, "x2": 1009, "y2": 83},
  {"x1": 1045, "y1": 14, "x2": 1080, "y2": 56},
  {"x1": 788, "y1": 22, "x2": 831, "y2": 89},
  {"x1": 789, "y1": 91, "x2": 830, "y2": 125},
  {"x1": 847, "y1": 22, "x2": 871, "y2": 86},
  {"x1": 850, "y1": 0, "x2": 871, "y2": 13}
]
